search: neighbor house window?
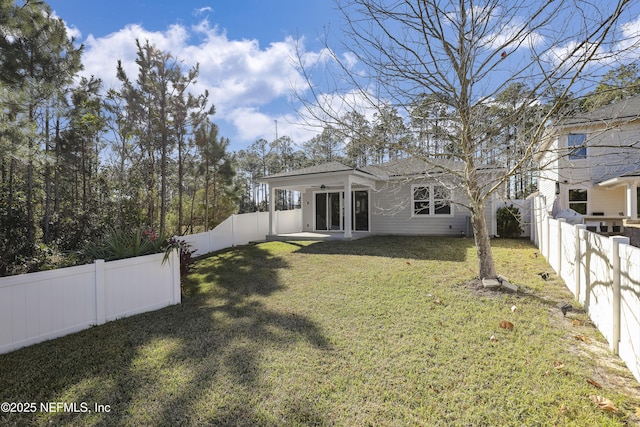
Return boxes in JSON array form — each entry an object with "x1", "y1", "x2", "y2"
[
  {"x1": 568, "y1": 188, "x2": 588, "y2": 215},
  {"x1": 568, "y1": 133, "x2": 587, "y2": 160},
  {"x1": 412, "y1": 185, "x2": 452, "y2": 216}
]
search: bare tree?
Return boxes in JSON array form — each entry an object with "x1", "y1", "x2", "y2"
[{"x1": 296, "y1": 0, "x2": 636, "y2": 279}]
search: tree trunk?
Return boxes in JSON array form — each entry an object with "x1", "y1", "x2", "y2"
[
  {"x1": 43, "y1": 108, "x2": 51, "y2": 244},
  {"x1": 160, "y1": 140, "x2": 167, "y2": 236},
  {"x1": 177, "y1": 133, "x2": 184, "y2": 235},
  {"x1": 470, "y1": 200, "x2": 497, "y2": 279}
]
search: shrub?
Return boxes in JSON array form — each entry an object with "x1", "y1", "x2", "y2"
[
  {"x1": 83, "y1": 227, "x2": 167, "y2": 262},
  {"x1": 496, "y1": 204, "x2": 524, "y2": 238},
  {"x1": 163, "y1": 238, "x2": 196, "y2": 276}
]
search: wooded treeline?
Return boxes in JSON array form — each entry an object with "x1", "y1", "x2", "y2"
[
  {"x1": 0, "y1": 1, "x2": 239, "y2": 275},
  {"x1": 1, "y1": 1, "x2": 637, "y2": 276}
]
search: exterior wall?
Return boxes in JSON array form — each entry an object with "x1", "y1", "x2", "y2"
[
  {"x1": 297, "y1": 178, "x2": 501, "y2": 237},
  {"x1": 537, "y1": 137, "x2": 560, "y2": 214},
  {"x1": 589, "y1": 187, "x2": 626, "y2": 217},
  {"x1": 539, "y1": 123, "x2": 640, "y2": 217},
  {"x1": 369, "y1": 180, "x2": 472, "y2": 236},
  {"x1": 302, "y1": 189, "x2": 314, "y2": 232},
  {"x1": 556, "y1": 123, "x2": 640, "y2": 185}
]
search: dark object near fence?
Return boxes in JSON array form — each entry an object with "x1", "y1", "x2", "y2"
[{"x1": 496, "y1": 204, "x2": 523, "y2": 238}]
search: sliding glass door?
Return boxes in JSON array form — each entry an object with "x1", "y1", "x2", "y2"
[{"x1": 315, "y1": 190, "x2": 369, "y2": 231}]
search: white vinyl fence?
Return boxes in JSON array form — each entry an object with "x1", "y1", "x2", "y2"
[
  {"x1": 182, "y1": 209, "x2": 302, "y2": 255},
  {"x1": 0, "y1": 250, "x2": 181, "y2": 354},
  {"x1": 532, "y1": 195, "x2": 640, "y2": 382}
]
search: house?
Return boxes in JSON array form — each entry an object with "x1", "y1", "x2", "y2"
[
  {"x1": 260, "y1": 157, "x2": 501, "y2": 240},
  {"x1": 536, "y1": 95, "x2": 640, "y2": 232}
]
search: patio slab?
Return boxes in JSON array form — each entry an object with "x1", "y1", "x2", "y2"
[{"x1": 265, "y1": 232, "x2": 370, "y2": 241}]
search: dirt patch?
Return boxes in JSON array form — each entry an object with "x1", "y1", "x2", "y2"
[
  {"x1": 459, "y1": 278, "x2": 513, "y2": 297},
  {"x1": 460, "y1": 278, "x2": 640, "y2": 425},
  {"x1": 554, "y1": 311, "x2": 640, "y2": 399}
]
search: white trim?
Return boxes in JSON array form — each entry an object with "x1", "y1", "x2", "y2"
[{"x1": 410, "y1": 184, "x2": 454, "y2": 218}]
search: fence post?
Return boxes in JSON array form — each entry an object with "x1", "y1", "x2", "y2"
[
  {"x1": 94, "y1": 259, "x2": 106, "y2": 326},
  {"x1": 171, "y1": 248, "x2": 181, "y2": 305},
  {"x1": 611, "y1": 236, "x2": 630, "y2": 354},
  {"x1": 208, "y1": 225, "x2": 213, "y2": 254},
  {"x1": 231, "y1": 214, "x2": 236, "y2": 247},
  {"x1": 544, "y1": 214, "x2": 550, "y2": 261},
  {"x1": 556, "y1": 219, "x2": 565, "y2": 276},
  {"x1": 574, "y1": 224, "x2": 586, "y2": 302}
]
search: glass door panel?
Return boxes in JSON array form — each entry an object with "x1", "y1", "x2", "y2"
[
  {"x1": 353, "y1": 191, "x2": 369, "y2": 231},
  {"x1": 329, "y1": 192, "x2": 341, "y2": 230},
  {"x1": 315, "y1": 192, "x2": 327, "y2": 230}
]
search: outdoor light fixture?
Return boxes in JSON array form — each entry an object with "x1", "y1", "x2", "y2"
[{"x1": 320, "y1": 185, "x2": 326, "y2": 190}]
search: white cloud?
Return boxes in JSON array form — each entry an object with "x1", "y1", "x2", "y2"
[
  {"x1": 74, "y1": 19, "x2": 328, "y2": 149},
  {"x1": 615, "y1": 14, "x2": 640, "y2": 60},
  {"x1": 483, "y1": 23, "x2": 545, "y2": 51},
  {"x1": 194, "y1": 7, "x2": 213, "y2": 16}
]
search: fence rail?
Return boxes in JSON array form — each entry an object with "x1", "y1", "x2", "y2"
[
  {"x1": 531, "y1": 195, "x2": 640, "y2": 382},
  {"x1": 0, "y1": 250, "x2": 181, "y2": 354}
]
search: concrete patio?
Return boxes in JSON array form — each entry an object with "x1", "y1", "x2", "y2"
[{"x1": 265, "y1": 231, "x2": 370, "y2": 241}]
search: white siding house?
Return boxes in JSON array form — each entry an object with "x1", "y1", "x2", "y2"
[
  {"x1": 261, "y1": 158, "x2": 500, "y2": 239},
  {"x1": 536, "y1": 95, "x2": 640, "y2": 232}
]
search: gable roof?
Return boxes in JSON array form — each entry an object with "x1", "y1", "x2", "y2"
[
  {"x1": 261, "y1": 161, "x2": 359, "y2": 180},
  {"x1": 558, "y1": 94, "x2": 640, "y2": 128},
  {"x1": 361, "y1": 157, "x2": 465, "y2": 179},
  {"x1": 263, "y1": 156, "x2": 500, "y2": 183}
]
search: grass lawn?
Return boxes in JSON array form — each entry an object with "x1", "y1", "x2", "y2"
[{"x1": 1, "y1": 236, "x2": 640, "y2": 426}]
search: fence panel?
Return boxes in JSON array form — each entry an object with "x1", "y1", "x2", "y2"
[
  {"x1": 585, "y1": 232, "x2": 615, "y2": 343},
  {"x1": 0, "y1": 265, "x2": 96, "y2": 354},
  {"x1": 0, "y1": 251, "x2": 180, "y2": 355},
  {"x1": 276, "y1": 209, "x2": 303, "y2": 234},
  {"x1": 208, "y1": 216, "x2": 235, "y2": 253},
  {"x1": 548, "y1": 218, "x2": 559, "y2": 273},
  {"x1": 619, "y1": 243, "x2": 640, "y2": 380},
  {"x1": 182, "y1": 209, "x2": 303, "y2": 256},
  {"x1": 559, "y1": 221, "x2": 576, "y2": 291},
  {"x1": 233, "y1": 212, "x2": 262, "y2": 246},
  {"x1": 104, "y1": 252, "x2": 177, "y2": 322},
  {"x1": 531, "y1": 194, "x2": 640, "y2": 382}
]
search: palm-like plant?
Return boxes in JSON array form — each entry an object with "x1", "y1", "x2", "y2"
[{"x1": 84, "y1": 227, "x2": 168, "y2": 261}]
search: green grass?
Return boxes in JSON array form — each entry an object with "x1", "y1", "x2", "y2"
[{"x1": 1, "y1": 236, "x2": 639, "y2": 426}]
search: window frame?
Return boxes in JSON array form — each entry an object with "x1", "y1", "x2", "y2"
[
  {"x1": 568, "y1": 133, "x2": 587, "y2": 160},
  {"x1": 568, "y1": 188, "x2": 588, "y2": 215},
  {"x1": 411, "y1": 184, "x2": 453, "y2": 217}
]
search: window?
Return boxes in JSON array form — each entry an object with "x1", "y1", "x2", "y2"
[
  {"x1": 412, "y1": 185, "x2": 452, "y2": 216},
  {"x1": 568, "y1": 133, "x2": 587, "y2": 160},
  {"x1": 568, "y1": 188, "x2": 587, "y2": 215}
]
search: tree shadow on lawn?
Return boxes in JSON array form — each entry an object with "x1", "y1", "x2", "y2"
[
  {"x1": 0, "y1": 244, "x2": 331, "y2": 426},
  {"x1": 290, "y1": 234, "x2": 475, "y2": 262}
]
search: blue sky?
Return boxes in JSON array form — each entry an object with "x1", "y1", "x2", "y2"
[
  {"x1": 46, "y1": 0, "x2": 341, "y2": 151},
  {"x1": 45, "y1": 1, "x2": 640, "y2": 154}
]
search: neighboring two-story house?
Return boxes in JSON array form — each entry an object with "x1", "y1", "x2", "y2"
[{"x1": 536, "y1": 95, "x2": 640, "y2": 232}]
